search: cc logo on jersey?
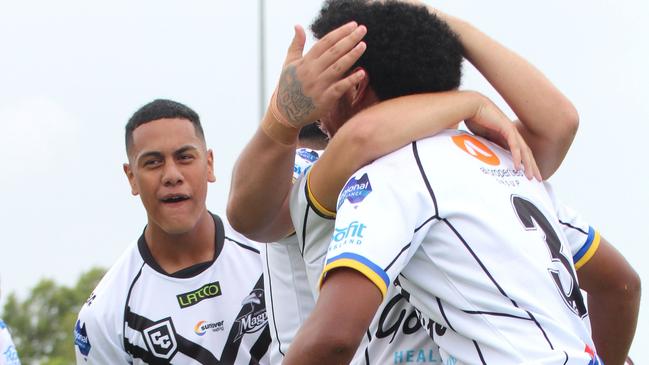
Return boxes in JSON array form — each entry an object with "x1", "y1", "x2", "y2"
[
  {"x1": 143, "y1": 317, "x2": 179, "y2": 359},
  {"x1": 452, "y1": 134, "x2": 500, "y2": 166}
]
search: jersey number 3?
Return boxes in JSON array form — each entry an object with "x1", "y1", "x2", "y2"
[{"x1": 512, "y1": 196, "x2": 587, "y2": 318}]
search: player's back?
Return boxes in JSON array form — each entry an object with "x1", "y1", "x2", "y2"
[{"x1": 324, "y1": 130, "x2": 599, "y2": 364}]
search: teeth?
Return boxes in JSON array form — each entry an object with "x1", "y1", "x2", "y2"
[{"x1": 163, "y1": 195, "x2": 188, "y2": 203}]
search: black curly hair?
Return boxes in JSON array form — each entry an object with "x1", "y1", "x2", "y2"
[
  {"x1": 311, "y1": 0, "x2": 463, "y2": 101},
  {"x1": 125, "y1": 99, "x2": 205, "y2": 154}
]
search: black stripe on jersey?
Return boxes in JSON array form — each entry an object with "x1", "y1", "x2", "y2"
[
  {"x1": 462, "y1": 310, "x2": 534, "y2": 320},
  {"x1": 441, "y1": 218, "x2": 555, "y2": 350},
  {"x1": 220, "y1": 275, "x2": 270, "y2": 363},
  {"x1": 125, "y1": 310, "x2": 218, "y2": 364},
  {"x1": 249, "y1": 325, "x2": 272, "y2": 364},
  {"x1": 412, "y1": 142, "x2": 439, "y2": 217},
  {"x1": 364, "y1": 329, "x2": 372, "y2": 365},
  {"x1": 123, "y1": 262, "x2": 145, "y2": 353},
  {"x1": 124, "y1": 340, "x2": 168, "y2": 365},
  {"x1": 415, "y1": 216, "x2": 438, "y2": 232},
  {"x1": 562, "y1": 351, "x2": 569, "y2": 365},
  {"x1": 558, "y1": 220, "x2": 588, "y2": 235},
  {"x1": 384, "y1": 243, "x2": 411, "y2": 272},
  {"x1": 227, "y1": 236, "x2": 261, "y2": 254},
  {"x1": 436, "y1": 297, "x2": 456, "y2": 332},
  {"x1": 301, "y1": 204, "x2": 309, "y2": 256},
  {"x1": 264, "y1": 246, "x2": 285, "y2": 357},
  {"x1": 304, "y1": 177, "x2": 337, "y2": 220},
  {"x1": 473, "y1": 340, "x2": 487, "y2": 365}
]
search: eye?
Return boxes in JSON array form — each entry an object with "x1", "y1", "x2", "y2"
[
  {"x1": 178, "y1": 154, "x2": 195, "y2": 163},
  {"x1": 143, "y1": 159, "x2": 162, "y2": 168}
]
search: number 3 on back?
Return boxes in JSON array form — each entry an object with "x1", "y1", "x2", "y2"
[{"x1": 512, "y1": 195, "x2": 588, "y2": 318}]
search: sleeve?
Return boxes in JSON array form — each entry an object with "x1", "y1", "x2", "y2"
[
  {"x1": 74, "y1": 290, "x2": 131, "y2": 364},
  {"x1": 0, "y1": 321, "x2": 21, "y2": 365},
  {"x1": 319, "y1": 163, "x2": 426, "y2": 299},
  {"x1": 544, "y1": 182, "x2": 601, "y2": 270}
]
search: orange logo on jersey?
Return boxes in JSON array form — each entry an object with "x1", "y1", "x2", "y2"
[{"x1": 452, "y1": 134, "x2": 500, "y2": 166}]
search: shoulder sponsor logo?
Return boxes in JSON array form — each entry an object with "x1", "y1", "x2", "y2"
[
  {"x1": 452, "y1": 134, "x2": 500, "y2": 166},
  {"x1": 297, "y1": 148, "x2": 319, "y2": 163},
  {"x1": 143, "y1": 318, "x2": 178, "y2": 360},
  {"x1": 332, "y1": 221, "x2": 366, "y2": 247},
  {"x1": 74, "y1": 320, "x2": 92, "y2": 357},
  {"x1": 194, "y1": 320, "x2": 224, "y2": 336},
  {"x1": 234, "y1": 289, "x2": 268, "y2": 341},
  {"x1": 337, "y1": 173, "x2": 372, "y2": 209},
  {"x1": 176, "y1": 281, "x2": 221, "y2": 309}
]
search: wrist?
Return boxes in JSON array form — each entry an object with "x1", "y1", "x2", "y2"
[{"x1": 261, "y1": 91, "x2": 299, "y2": 146}]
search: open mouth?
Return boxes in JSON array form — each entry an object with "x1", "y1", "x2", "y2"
[{"x1": 160, "y1": 194, "x2": 190, "y2": 204}]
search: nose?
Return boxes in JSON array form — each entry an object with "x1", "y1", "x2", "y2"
[{"x1": 162, "y1": 161, "x2": 183, "y2": 186}]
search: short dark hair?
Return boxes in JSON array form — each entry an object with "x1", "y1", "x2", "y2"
[
  {"x1": 125, "y1": 99, "x2": 205, "y2": 153},
  {"x1": 311, "y1": 0, "x2": 463, "y2": 101},
  {"x1": 299, "y1": 122, "x2": 328, "y2": 142}
]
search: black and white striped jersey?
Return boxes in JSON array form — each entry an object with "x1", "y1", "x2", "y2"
[
  {"x1": 322, "y1": 131, "x2": 601, "y2": 365},
  {"x1": 74, "y1": 213, "x2": 270, "y2": 364}
]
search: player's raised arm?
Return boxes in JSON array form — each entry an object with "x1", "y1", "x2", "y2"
[
  {"x1": 227, "y1": 22, "x2": 366, "y2": 242},
  {"x1": 576, "y1": 236, "x2": 640, "y2": 365},
  {"x1": 418, "y1": 4, "x2": 579, "y2": 178},
  {"x1": 308, "y1": 90, "x2": 539, "y2": 213}
]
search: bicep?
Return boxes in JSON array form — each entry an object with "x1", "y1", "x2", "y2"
[{"x1": 577, "y1": 236, "x2": 640, "y2": 296}]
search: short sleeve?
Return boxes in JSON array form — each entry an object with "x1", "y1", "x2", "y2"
[
  {"x1": 320, "y1": 164, "x2": 425, "y2": 299},
  {"x1": 544, "y1": 182, "x2": 601, "y2": 270}
]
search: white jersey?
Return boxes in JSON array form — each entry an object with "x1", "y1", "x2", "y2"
[
  {"x1": 262, "y1": 148, "x2": 318, "y2": 364},
  {"x1": 545, "y1": 182, "x2": 601, "y2": 271},
  {"x1": 322, "y1": 131, "x2": 601, "y2": 365},
  {"x1": 0, "y1": 320, "x2": 20, "y2": 365},
  {"x1": 74, "y1": 214, "x2": 270, "y2": 364},
  {"x1": 285, "y1": 149, "x2": 442, "y2": 364}
]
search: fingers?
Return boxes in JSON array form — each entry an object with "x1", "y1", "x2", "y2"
[
  {"x1": 307, "y1": 21, "x2": 358, "y2": 60},
  {"x1": 322, "y1": 40, "x2": 366, "y2": 82},
  {"x1": 283, "y1": 25, "x2": 306, "y2": 67},
  {"x1": 325, "y1": 68, "x2": 366, "y2": 102},
  {"x1": 315, "y1": 25, "x2": 367, "y2": 74}
]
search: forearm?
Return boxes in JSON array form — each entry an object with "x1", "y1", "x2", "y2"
[
  {"x1": 442, "y1": 14, "x2": 578, "y2": 178},
  {"x1": 587, "y1": 290, "x2": 640, "y2": 365},
  {"x1": 311, "y1": 90, "x2": 488, "y2": 211},
  {"x1": 227, "y1": 114, "x2": 297, "y2": 241}
]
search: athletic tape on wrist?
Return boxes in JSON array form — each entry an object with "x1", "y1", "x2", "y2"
[{"x1": 261, "y1": 90, "x2": 299, "y2": 146}]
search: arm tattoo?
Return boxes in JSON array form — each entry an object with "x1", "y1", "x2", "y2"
[{"x1": 277, "y1": 65, "x2": 316, "y2": 125}]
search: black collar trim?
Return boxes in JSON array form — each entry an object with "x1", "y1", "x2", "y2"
[{"x1": 137, "y1": 212, "x2": 225, "y2": 278}]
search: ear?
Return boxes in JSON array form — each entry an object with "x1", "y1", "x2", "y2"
[
  {"x1": 206, "y1": 149, "x2": 216, "y2": 183},
  {"x1": 349, "y1": 67, "x2": 370, "y2": 108},
  {"x1": 123, "y1": 163, "x2": 139, "y2": 196}
]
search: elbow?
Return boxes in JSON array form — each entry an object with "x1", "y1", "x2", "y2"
[
  {"x1": 303, "y1": 330, "x2": 361, "y2": 363},
  {"x1": 557, "y1": 101, "x2": 580, "y2": 143}
]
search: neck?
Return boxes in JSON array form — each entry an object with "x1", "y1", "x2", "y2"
[{"x1": 144, "y1": 210, "x2": 216, "y2": 274}]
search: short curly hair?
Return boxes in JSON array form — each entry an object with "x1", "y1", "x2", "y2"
[{"x1": 311, "y1": 0, "x2": 463, "y2": 101}]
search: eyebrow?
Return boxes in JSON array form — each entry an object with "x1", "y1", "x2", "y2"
[{"x1": 136, "y1": 145, "x2": 200, "y2": 164}]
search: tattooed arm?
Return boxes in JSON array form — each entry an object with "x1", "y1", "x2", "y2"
[{"x1": 227, "y1": 22, "x2": 367, "y2": 242}]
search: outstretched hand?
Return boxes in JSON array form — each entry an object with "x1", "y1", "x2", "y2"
[
  {"x1": 465, "y1": 98, "x2": 542, "y2": 181},
  {"x1": 274, "y1": 22, "x2": 367, "y2": 128}
]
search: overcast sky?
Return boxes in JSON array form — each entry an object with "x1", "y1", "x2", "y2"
[{"x1": 0, "y1": 0, "x2": 647, "y2": 360}]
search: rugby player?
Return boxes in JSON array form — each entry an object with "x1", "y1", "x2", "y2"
[
  {"x1": 74, "y1": 100, "x2": 271, "y2": 364},
  {"x1": 229, "y1": 2, "x2": 542, "y2": 364},
  {"x1": 229, "y1": 1, "x2": 639, "y2": 364}
]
